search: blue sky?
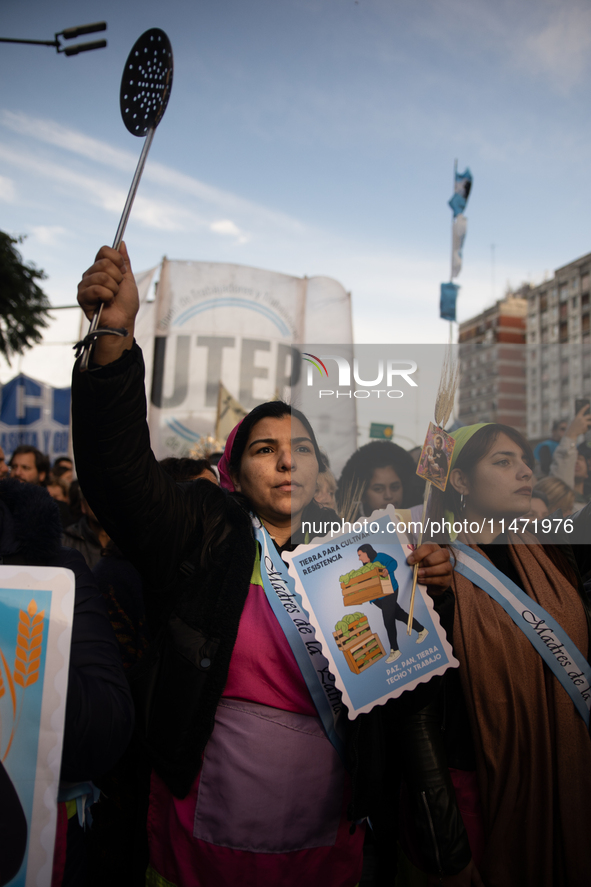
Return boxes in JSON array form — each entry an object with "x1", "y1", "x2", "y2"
[{"x1": 2, "y1": 0, "x2": 591, "y2": 371}]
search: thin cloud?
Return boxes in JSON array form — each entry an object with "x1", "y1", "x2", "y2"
[
  {"x1": 0, "y1": 175, "x2": 16, "y2": 202},
  {"x1": 30, "y1": 225, "x2": 67, "y2": 247},
  {"x1": 210, "y1": 219, "x2": 249, "y2": 244},
  {"x1": 1, "y1": 110, "x2": 305, "y2": 234},
  {"x1": 0, "y1": 143, "x2": 213, "y2": 234},
  {"x1": 523, "y1": 4, "x2": 591, "y2": 92}
]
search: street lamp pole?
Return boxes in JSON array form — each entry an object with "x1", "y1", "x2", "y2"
[{"x1": 0, "y1": 22, "x2": 107, "y2": 56}]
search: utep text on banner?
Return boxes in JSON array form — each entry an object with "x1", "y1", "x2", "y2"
[
  {"x1": 138, "y1": 260, "x2": 355, "y2": 468},
  {"x1": 0, "y1": 375, "x2": 70, "y2": 462},
  {"x1": 0, "y1": 564, "x2": 75, "y2": 887}
]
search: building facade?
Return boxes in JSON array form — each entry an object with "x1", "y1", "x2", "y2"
[
  {"x1": 526, "y1": 252, "x2": 591, "y2": 439},
  {"x1": 458, "y1": 289, "x2": 528, "y2": 434}
]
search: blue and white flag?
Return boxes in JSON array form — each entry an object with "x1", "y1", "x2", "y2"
[
  {"x1": 440, "y1": 282, "x2": 460, "y2": 322},
  {"x1": 448, "y1": 168, "x2": 472, "y2": 217},
  {"x1": 451, "y1": 213, "x2": 467, "y2": 277}
]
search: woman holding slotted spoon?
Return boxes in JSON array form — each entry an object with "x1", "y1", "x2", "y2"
[{"x1": 72, "y1": 243, "x2": 480, "y2": 886}]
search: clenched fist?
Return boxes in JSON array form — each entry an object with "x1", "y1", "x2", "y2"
[{"x1": 77, "y1": 244, "x2": 138, "y2": 365}]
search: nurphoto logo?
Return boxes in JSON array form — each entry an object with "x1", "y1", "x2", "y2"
[{"x1": 304, "y1": 354, "x2": 418, "y2": 399}]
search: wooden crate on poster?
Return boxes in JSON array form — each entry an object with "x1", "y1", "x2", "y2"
[
  {"x1": 343, "y1": 633, "x2": 386, "y2": 675},
  {"x1": 333, "y1": 615, "x2": 372, "y2": 651},
  {"x1": 341, "y1": 566, "x2": 393, "y2": 607}
]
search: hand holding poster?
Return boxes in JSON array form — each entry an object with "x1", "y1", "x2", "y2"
[
  {"x1": 285, "y1": 510, "x2": 458, "y2": 717},
  {"x1": 0, "y1": 566, "x2": 74, "y2": 887}
]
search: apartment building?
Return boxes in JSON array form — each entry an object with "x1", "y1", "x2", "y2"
[
  {"x1": 526, "y1": 252, "x2": 591, "y2": 439},
  {"x1": 458, "y1": 289, "x2": 528, "y2": 434}
]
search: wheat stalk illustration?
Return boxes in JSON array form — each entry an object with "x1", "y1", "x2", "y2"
[
  {"x1": 2, "y1": 600, "x2": 45, "y2": 761},
  {"x1": 14, "y1": 600, "x2": 44, "y2": 689}
]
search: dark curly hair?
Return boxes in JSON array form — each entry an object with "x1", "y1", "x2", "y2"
[
  {"x1": 336, "y1": 440, "x2": 423, "y2": 515},
  {"x1": 159, "y1": 457, "x2": 216, "y2": 482}
]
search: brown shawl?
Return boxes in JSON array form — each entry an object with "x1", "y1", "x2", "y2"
[{"x1": 452, "y1": 541, "x2": 591, "y2": 887}]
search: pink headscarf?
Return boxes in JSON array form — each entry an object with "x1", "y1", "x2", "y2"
[{"x1": 217, "y1": 420, "x2": 244, "y2": 492}]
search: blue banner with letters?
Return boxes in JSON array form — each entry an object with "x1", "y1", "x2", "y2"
[{"x1": 0, "y1": 374, "x2": 70, "y2": 461}]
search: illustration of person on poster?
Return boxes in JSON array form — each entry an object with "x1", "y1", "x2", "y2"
[{"x1": 357, "y1": 544, "x2": 428, "y2": 663}]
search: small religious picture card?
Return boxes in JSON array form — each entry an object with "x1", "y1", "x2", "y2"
[
  {"x1": 284, "y1": 508, "x2": 458, "y2": 718},
  {"x1": 416, "y1": 422, "x2": 455, "y2": 492}
]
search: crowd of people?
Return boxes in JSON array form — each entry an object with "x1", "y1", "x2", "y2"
[{"x1": 1, "y1": 242, "x2": 591, "y2": 887}]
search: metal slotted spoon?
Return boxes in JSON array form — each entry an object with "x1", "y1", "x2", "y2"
[{"x1": 80, "y1": 28, "x2": 173, "y2": 370}]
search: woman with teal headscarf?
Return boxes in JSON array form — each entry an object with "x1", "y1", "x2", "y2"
[{"x1": 415, "y1": 422, "x2": 591, "y2": 887}]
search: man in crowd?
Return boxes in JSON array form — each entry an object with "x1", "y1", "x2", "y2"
[
  {"x1": 9, "y1": 445, "x2": 49, "y2": 486},
  {"x1": 53, "y1": 456, "x2": 75, "y2": 488}
]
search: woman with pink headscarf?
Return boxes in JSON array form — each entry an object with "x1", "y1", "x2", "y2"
[{"x1": 72, "y1": 243, "x2": 475, "y2": 887}]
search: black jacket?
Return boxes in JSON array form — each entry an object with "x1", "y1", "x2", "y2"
[
  {"x1": 0, "y1": 478, "x2": 134, "y2": 781},
  {"x1": 62, "y1": 516, "x2": 104, "y2": 570},
  {"x1": 72, "y1": 343, "x2": 471, "y2": 876}
]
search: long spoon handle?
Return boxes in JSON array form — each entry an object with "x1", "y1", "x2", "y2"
[
  {"x1": 407, "y1": 480, "x2": 431, "y2": 634},
  {"x1": 79, "y1": 128, "x2": 155, "y2": 371}
]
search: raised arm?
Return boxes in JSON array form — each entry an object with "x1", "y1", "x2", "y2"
[
  {"x1": 76, "y1": 243, "x2": 138, "y2": 366},
  {"x1": 72, "y1": 245, "x2": 207, "y2": 587},
  {"x1": 550, "y1": 406, "x2": 591, "y2": 488}
]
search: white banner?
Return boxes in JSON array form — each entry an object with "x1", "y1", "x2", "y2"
[
  {"x1": 451, "y1": 213, "x2": 467, "y2": 278},
  {"x1": 132, "y1": 266, "x2": 159, "y2": 394},
  {"x1": 142, "y1": 261, "x2": 355, "y2": 466}
]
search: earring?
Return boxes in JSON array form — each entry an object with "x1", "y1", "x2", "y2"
[{"x1": 460, "y1": 493, "x2": 465, "y2": 510}]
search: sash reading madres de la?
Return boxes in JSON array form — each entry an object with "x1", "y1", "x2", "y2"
[
  {"x1": 453, "y1": 543, "x2": 591, "y2": 726},
  {"x1": 253, "y1": 520, "x2": 346, "y2": 759}
]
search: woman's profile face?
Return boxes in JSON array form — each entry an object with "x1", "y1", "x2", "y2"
[
  {"x1": 363, "y1": 465, "x2": 404, "y2": 513},
  {"x1": 454, "y1": 432, "x2": 533, "y2": 520},
  {"x1": 234, "y1": 415, "x2": 319, "y2": 523}
]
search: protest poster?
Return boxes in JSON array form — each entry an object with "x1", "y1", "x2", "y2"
[
  {"x1": 0, "y1": 566, "x2": 75, "y2": 887},
  {"x1": 285, "y1": 510, "x2": 458, "y2": 718}
]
